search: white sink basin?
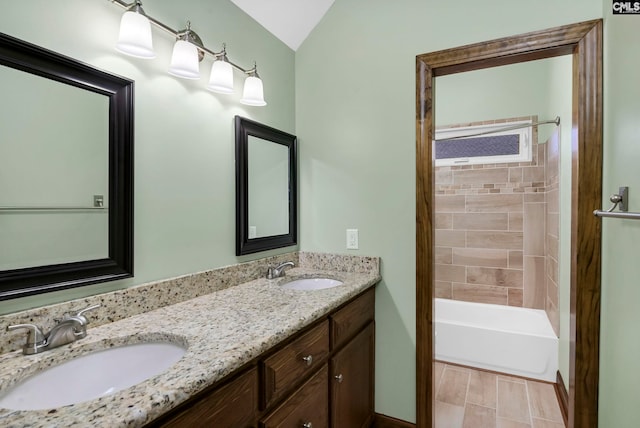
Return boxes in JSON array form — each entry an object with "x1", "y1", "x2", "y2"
[
  {"x1": 282, "y1": 278, "x2": 344, "y2": 291},
  {"x1": 0, "y1": 342, "x2": 186, "y2": 410}
]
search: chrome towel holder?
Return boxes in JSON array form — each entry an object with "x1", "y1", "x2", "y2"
[{"x1": 594, "y1": 186, "x2": 640, "y2": 220}]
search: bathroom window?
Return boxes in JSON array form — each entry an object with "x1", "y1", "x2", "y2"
[{"x1": 435, "y1": 120, "x2": 532, "y2": 166}]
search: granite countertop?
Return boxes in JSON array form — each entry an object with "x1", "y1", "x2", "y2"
[{"x1": 0, "y1": 267, "x2": 380, "y2": 427}]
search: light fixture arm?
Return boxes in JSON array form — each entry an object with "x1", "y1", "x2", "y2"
[{"x1": 109, "y1": 0, "x2": 257, "y2": 73}]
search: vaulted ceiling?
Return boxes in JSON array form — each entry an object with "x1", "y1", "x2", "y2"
[{"x1": 230, "y1": 0, "x2": 335, "y2": 51}]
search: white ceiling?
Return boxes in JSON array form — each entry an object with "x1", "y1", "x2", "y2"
[{"x1": 230, "y1": 0, "x2": 335, "y2": 51}]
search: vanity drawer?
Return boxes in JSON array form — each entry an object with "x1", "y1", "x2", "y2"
[
  {"x1": 260, "y1": 365, "x2": 328, "y2": 428},
  {"x1": 262, "y1": 320, "x2": 329, "y2": 409},
  {"x1": 331, "y1": 287, "x2": 375, "y2": 350},
  {"x1": 156, "y1": 366, "x2": 258, "y2": 427}
]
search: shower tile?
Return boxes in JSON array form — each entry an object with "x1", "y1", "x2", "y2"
[
  {"x1": 546, "y1": 189, "x2": 559, "y2": 214},
  {"x1": 508, "y1": 289, "x2": 524, "y2": 307},
  {"x1": 509, "y1": 168, "x2": 523, "y2": 183},
  {"x1": 436, "y1": 281, "x2": 453, "y2": 298},
  {"x1": 435, "y1": 401, "x2": 465, "y2": 428},
  {"x1": 436, "y1": 213, "x2": 454, "y2": 229},
  {"x1": 467, "y1": 231, "x2": 523, "y2": 250},
  {"x1": 546, "y1": 276, "x2": 559, "y2": 307},
  {"x1": 452, "y1": 248, "x2": 508, "y2": 268},
  {"x1": 524, "y1": 193, "x2": 545, "y2": 203},
  {"x1": 437, "y1": 230, "x2": 467, "y2": 247},
  {"x1": 467, "y1": 267, "x2": 523, "y2": 288},
  {"x1": 546, "y1": 297, "x2": 559, "y2": 337},
  {"x1": 523, "y1": 167, "x2": 545, "y2": 183},
  {"x1": 453, "y1": 168, "x2": 509, "y2": 186},
  {"x1": 436, "y1": 168, "x2": 454, "y2": 185},
  {"x1": 509, "y1": 212, "x2": 523, "y2": 231},
  {"x1": 436, "y1": 247, "x2": 453, "y2": 264},
  {"x1": 437, "y1": 195, "x2": 467, "y2": 212},
  {"x1": 452, "y1": 283, "x2": 508, "y2": 305},
  {"x1": 527, "y1": 381, "x2": 564, "y2": 422},
  {"x1": 523, "y1": 256, "x2": 546, "y2": 309},
  {"x1": 453, "y1": 213, "x2": 509, "y2": 231},
  {"x1": 462, "y1": 403, "x2": 496, "y2": 428},
  {"x1": 523, "y1": 203, "x2": 545, "y2": 256},
  {"x1": 436, "y1": 264, "x2": 466, "y2": 283},
  {"x1": 465, "y1": 194, "x2": 523, "y2": 213},
  {"x1": 437, "y1": 368, "x2": 470, "y2": 406},
  {"x1": 497, "y1": 380, "x2": 531, "y2": 423},
  {"x1": 509, "y1": 251, "x2": 524, "y2": 269},
  {"x1": 467, "y1": 370, "x2": 497, "y2": 408}
]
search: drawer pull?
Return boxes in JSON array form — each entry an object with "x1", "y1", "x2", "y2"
[
  {"x1": 334, "y1": 373, "x2": 343, "y2": 383},
  {"x1": 302, "y1": 355, "x2": 313, "y2": 366},
  {"x1": 302, "y1": 423, "x2": 313, "y2": 428}
]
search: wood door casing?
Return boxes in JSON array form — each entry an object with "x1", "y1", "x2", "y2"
[{"x1": 415, "y1": 19, "x2": 603, "y2": 428}]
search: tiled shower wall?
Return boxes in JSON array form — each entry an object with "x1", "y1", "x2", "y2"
[
  {"x1": 435, "y1": 117, "x2": 561, "y2": 334},
  {"x1": 545, "y1": 130, "x2": 560, "y2": 335}
]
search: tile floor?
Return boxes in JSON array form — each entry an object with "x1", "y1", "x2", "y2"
[{"x1": 435, "y1": 362, "x2": 565, "y2": 428}]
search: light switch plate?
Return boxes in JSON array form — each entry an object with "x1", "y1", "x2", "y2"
[{"x1": 346, "y1": 229, "x2": 359, "y2": 250}]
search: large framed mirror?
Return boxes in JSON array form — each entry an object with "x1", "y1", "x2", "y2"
[
  {"x1": 235, "y1": 116, "x2": 297, "y2": 256},
  {"x1": 0, "y1": 32, "x2": 134, "y2": 300}
]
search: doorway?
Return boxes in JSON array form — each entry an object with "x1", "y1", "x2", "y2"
[{"x1": 415, "y1": 20, "x2": 603, "y2": 428}]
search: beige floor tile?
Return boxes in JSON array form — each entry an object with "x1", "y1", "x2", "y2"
[
  {"x1": 436, "y1": 401, "x2": 465, "y2": 428},
  {"x1": 462, "y1": 403, "x2": 496, "y2": 428},
  {"x1": 435, "y1": 362, "x2": 446, "y2": 392},
  {"x1": 526, "y1": 381, "x2": 563, "y2": 423},
  {"x1": 497, "y1": 380, "x2": 531, "y2": 423},
  {"x1": 497, "y1": 417, "x2": 532, "y2": 428},
  {"x1": 436, "y1": 368, "x2": 470, "y2": 406},
  {"x1": 497, "y1": 374, "x2": 526, "y2": 384},
  {"x1": 531, "y1": 418, "x2": 565, "y2": 428},
  {"x1": 467, "y1": 370, "x2": 497, "y2": 408}
]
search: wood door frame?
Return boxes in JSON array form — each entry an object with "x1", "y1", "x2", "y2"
[{"x1": 415, "y1": 20, "x2": 603, "y2": 428}]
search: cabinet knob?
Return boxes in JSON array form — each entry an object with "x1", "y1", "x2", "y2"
[
  {"x1": 302, "y1": 355, "x2": 313, "y2": 366},
  {"x1": 302, "y1": 423, "x2": 313, "y2": 428},
  {"x1": 334, "y1": 373, "x2": 344, "y2": 383}
]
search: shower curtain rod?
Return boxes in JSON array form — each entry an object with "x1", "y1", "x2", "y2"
[{"x1": 434, "y1": 116, "x2": 560, "y2": 141}]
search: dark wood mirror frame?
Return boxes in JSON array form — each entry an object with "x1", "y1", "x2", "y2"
[
  {"x1": 0, "y1": 32, "x2": 134, "y2": 300},
  {"x1": 416, "y1": 20, "x2": 602, "y2": 428},
  {"x1": 235, "y1": 116, "x2": 297, "y2": 256}
]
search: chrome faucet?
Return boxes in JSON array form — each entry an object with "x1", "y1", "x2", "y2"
[
  {"x1": 6, "y1": 304, "x2": 101, "y2": 355},
  {"x1": 266, "y1": 261, "x2": 295, "y2": 279}
]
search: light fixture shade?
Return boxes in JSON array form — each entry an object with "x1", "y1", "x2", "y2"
[
  {"x1": 168, "y1": 40, "x2": 200, "y2": 79},
  {"x1": 240, "y1": 76, "x2": 266, "y2": 106},
  {"x1": 116, "y1": 11, "x2": 155, "y2": 59},
  {"x1": 207, "y1": 60, "x2": 234, "y2": 94}
]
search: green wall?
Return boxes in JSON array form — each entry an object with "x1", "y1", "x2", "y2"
[
  {"x1": 0, "y1": 0, "x2": 295, "y2": 315},
  {"x1": 599, "y1": 5, "x2": 640, "y2": 428},
  {"x1": 295, "y1": 0, "x2": 601, "y2": 422}
]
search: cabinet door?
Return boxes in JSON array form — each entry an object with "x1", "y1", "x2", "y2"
[
  {"x1": 330, "y1": 322, "x2": 375, "y2": 428},
  {"x1": 260, "y1": 365, "x2": 328, "y2": 428},
  {"x1": 156, "y1": 367, "x2": 258, "y2": 428}
]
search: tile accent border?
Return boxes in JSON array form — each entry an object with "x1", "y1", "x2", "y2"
[
  {"x1": 374, "y1": 413, "x2": 416, "y2": 428},
  {"x1": 0, "y1": 252, "x2": 379, "y2": 355}
]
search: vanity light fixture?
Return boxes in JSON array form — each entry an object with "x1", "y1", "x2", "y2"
[
  {"x1": 109, "y1": 0, "x2": 266, "y2": 106},
  {"x1": 115, "y1": 0, "x2": 155, "y2": 58},
  {"x1": 240, "y1": 63, "x2": 267, "y2": 106},
  {"x1": 168, "y1": 22, "x2": 202, "y2": 80},
  {"x1": 207, "y1": 45, "x2": 234, "y2": 94}
]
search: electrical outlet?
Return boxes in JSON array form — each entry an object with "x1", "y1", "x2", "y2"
[{"x1": 346, "y1": 229, "x2": 359, "y2": 250}]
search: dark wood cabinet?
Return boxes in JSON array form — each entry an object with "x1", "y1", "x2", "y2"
[
  {"x1": 330, "y1": 322, "x2": 375, "y2": 428},
  {"x1": 148, "y1": 288, "x2": 375, "y2": 428},
  {"x1": 260, "y1": 365, "x2": 328, "y2": 428},
  {"x1": 154, "y1": 367, "x2": 258, "y2": 428}
]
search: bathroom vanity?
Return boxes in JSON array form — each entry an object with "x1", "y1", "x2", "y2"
[
  {"x1": 150, "y1": 288, "x2": 375, "y2": 428},
  {"x1": 0, "y1": 253, "x2": 379, "y2": 428}
]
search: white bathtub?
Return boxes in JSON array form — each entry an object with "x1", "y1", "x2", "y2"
[{"x1": 435, "y1": 298, "x2": 558, "y2": 382}]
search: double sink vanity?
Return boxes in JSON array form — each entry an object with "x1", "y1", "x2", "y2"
[{"x1": 0, "y1": 252, "x2": 380, "y2": 427}]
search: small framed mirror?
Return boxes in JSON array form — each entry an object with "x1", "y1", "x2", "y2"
[{"x1": 235, "y1": 116, "x2": 297, "y2": 255}]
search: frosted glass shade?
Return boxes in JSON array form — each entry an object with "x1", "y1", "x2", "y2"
[
  {"x1": 168, "y1": 40, "x2": 200, "y2": 79},
  {"x1": 207, "y1": 60, "x2": 234, "y2": 94},
  {"x1": 116, "y1": 11, "x2": 155, "y2": 59},
  {"x1": 240, "y1": 76, "x2": 266, "y2": 106}
]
